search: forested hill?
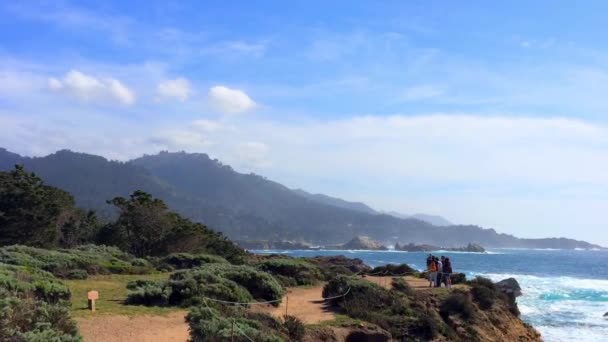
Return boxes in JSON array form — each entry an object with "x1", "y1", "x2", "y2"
[{"x1": 0, "y1": 148, "x2": 603, "y2": 249}]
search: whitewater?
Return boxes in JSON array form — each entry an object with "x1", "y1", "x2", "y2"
[{"x1": 253, "y1": 248, "x2": 608, "y2": 342}]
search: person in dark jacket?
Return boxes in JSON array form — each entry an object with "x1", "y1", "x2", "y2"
[{"x1": 443, "y1": 257, "x2": 453, "y2": 288}]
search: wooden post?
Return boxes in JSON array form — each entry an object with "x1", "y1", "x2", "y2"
[
  {"x1": 87, "y1": 291, "x2": 99, "y2": 312},
  {"x1": 285, "y1": 295, "x2": 289, "y2": 317},
  {"x1": 231, "y1": 319, "x2": 235, "y2": 342}
]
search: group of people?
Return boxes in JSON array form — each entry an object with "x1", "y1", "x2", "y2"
[{"x1": 426, "y1": 254, "x2": 453, "y2": 288}]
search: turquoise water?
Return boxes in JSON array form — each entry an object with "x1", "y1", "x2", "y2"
[{"x1": 252, "y1": 249, "x2": 608, "y2": 342}]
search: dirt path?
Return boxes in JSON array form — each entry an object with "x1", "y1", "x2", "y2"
[
  {"x1": 365, "y1": 275, "x2": 430, "y2": 289},
  {"x1": 76, "y1": 311, "x2": 189, "y2": 342},
  {"x1": 253, "y1": 284, "x2": 338, "y2": 324}
]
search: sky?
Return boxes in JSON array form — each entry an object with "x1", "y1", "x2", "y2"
[{"x1": 1, "y1": 1, "x2": 607, "y2": 245}]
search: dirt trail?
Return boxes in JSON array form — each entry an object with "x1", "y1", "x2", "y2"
[
  {"x1": 76, "y1": 311, "x2": 189, "y2": 342},
  {"x1": 252, "y1": 285, "x2": 338, "y2": 324},
  {"x1": 365, "y1": 275, "x2": 430, "y2": 289}
]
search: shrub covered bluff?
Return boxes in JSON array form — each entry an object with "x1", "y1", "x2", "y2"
[{"x1": 0, "y1": 166, "x2": 541, "y2": 341}]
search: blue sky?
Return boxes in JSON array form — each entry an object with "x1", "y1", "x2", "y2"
[{"x1": 1, "y1": 1, "x2": 608, "y2": 245}]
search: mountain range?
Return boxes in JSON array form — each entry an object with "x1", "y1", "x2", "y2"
[{"x1": 0, "y1": 148, "x2": 603, "y2": 249}]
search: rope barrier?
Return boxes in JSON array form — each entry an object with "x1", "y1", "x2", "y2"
[
  {"x1": 200, "y1": 296, "x2": 283, "y2": 305},
  {"x1": 195, "y1": 266, "x2": 454, "y2": 341}
]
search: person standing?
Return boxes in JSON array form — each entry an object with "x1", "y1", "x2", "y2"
[
  {"x1": 443, "y1": 257, "x2": 453, "y2": 288},
  {"x1": 428, "y1": 256, "x2": 437, "y2": 287},
  {"x1": 436, "y1": 257, "x2": 444, "y2": 288}
]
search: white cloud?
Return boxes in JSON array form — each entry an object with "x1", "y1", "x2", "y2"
[
  {"x1": 157, "y1": 78, "x2": 191, "y2": 102},
  {"x1": 48, "y1": 77, "x2": 63, "y2": 90},
  {"x1": 48, "y1": 70, "x2": 135, "y2": 105},
  {"x1": 208, "y1": 86, "x2": 256, "y2": 114},
  {"x1": 108, "y1": 79, "x2": 135, "y2": 104}
]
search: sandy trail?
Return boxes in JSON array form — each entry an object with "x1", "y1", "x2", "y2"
[
  {"x1": 76, "y1": 311, "x2": 189, "y2": 342},
  {"x1": 252, "y1": 285, "x2": 338, "y2": 324},
  {"x1": 365, "y1": 275, "x2": 430, "y2": 289}
]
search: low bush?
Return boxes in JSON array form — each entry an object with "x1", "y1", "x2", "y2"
[
  {"x1": 159, "y1": 253, "x2": 228, "y2": 270},
  {"x1": 471, "y1": 285, "x2": 496, "y2": 310},
  {"x1": 127, "y1": 264, "x2": 284, "y2": 308},
  {"x1": 440, "y1": 290, "x2": 475, "y2": 321},
  {"x1": 408, "y1": 310, "x2": 439, "y2": 341},
  {"x1": 126, "y1": 280, "x2": 171, "y2": 306},
  {"x1": 451, "y1": 272, "x2": 467, "y2": 284},
  {"x1": 391, "y1": 277, "x2": 414, "y2": 296},
  {"x1": 0, "y1": 244, "x2": 154, "y2": 279},
  {"x1": 468, "y1": 276, "x2": 498, "y2": 310},
  {"x1": 0, "y1": 263, "x2": 81, "y2": 341},
  {"x1": 257, "y1": 257, "x2": 323, "y2": 286},
  {"x1": 283, "y1": 315, "x2": 305, "y2": 342},
  {"x1": 187, "y1": 304, "x2": 287, "y2": 342},
  {"x1": 65, "y1": 269, "x2": 88, "y2": 280},
  {"x1": 323, "y1": 276, "x2": 420, "y2": 339}
]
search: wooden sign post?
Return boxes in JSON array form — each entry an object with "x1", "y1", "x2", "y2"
[{"x1": 87, "y1": 290, "x2": 99, "y2": 312}]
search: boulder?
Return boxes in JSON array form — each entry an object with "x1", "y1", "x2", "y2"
[
  {"x1": 604, "y1": 312, "x2": 608, "y2": 317},
  {"x1": 340, "y1": 236, "x2": 388, "y2": 250},
  {"x1": 496, "y1": 278, "x2": 523, "y2": 297}
]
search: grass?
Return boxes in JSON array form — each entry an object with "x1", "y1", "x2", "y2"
[{"x1": 65, "y1": 273, "x2": 185, "y2": 317}]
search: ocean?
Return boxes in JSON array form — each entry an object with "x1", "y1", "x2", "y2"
[{"x1": 252, "y1": 249, "x2": 608, "y2": 342}]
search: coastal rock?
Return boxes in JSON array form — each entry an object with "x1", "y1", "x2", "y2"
[
  {"x1": 309, "y1": 255, "x2": 371, "y2": 273},
  {"x1": 395, "y1": 243, "x2": 438, "y2": 252},
  {"x1": 449, "y1": 243, "x2": 485, "y2": 252},
  {"x1": 338, "y1": 236, "x2": 388, "y2": 250},
  {"x1": 496, "y1": 278, "x2": 523, "y2": 297},
  {"x1": 394, "y1": 242, "x2": 486, "y2": 252}
]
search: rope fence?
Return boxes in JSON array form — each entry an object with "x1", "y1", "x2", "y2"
[{"x1": 196, "y1": 268, "x2": 454, "y2": 341}]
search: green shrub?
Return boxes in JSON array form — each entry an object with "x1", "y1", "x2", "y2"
[
  {"x1": 468, "y1": 276, "x2": 498, "y2": 310},
  {"x1": 391, "y1": 277, "x2": 414, "y2": 296},
  {"x1": 408, "y1": 310, "x2": 439, "y2": 340},
  {"x1": 187, "y1": 305, "x2": 286, "y2": 342},
  {"x1": 467, "y1": 276, "x2": 496, "y2": 290},
  {"x1": 0, "y1": 264, "x2": 81, "y2": 341},
  {"x1": 283, "y1": 315, "x2": 305, "y2": 342},
  {"x1": 440, "y1": 290, "x2": 475, "y2": 321},
  {"x1": 160, "y1": 253, "x2": 228, "y2": 270},
  {"x1": 322, "y1": 276, "x2": 416, "y2": 339},
  {"x1": 257, "y1": 258, "x2": 323, "y2": 286},
  {"x1": 0, "y1": 244, "x2": 154, "y2": 279},
  {"x1": 167, "y1": 269, "x2": 254, "y2": 307},
  {"x1": 127, "y1": 264, "x2": 284, "y2": 308},
  {"x1": 65, "y1": 269, "x2": 88, "y2": 280},
  {"x1": 471, "y1": 285, "x2": 496, "y2": 310},
  {"x1": 451, "y1": 272, "x2": 467, "y2": 284},
  {"x1": 126, "y1": 280, "x2": 171, "y2": 306},
  {"x1": 0, "y1": 264, "x2": 71, "y2": 303}
]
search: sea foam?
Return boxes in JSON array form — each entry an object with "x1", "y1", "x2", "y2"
[{"x1": 481, "y1": 273, "x2": 608, "y2": 342}]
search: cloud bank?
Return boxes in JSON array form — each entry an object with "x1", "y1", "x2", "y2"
[{"x1": 48, "y1": 70, "x2": 135, "y2": 105}]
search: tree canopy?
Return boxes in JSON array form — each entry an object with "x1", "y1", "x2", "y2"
[{"x1": 0, "y1": 165, "x2": 97, "y2": 248}]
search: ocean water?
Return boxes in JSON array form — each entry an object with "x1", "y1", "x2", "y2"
[{"x1": 252, "y1": 249, "x2": 608, "y2": 342}]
